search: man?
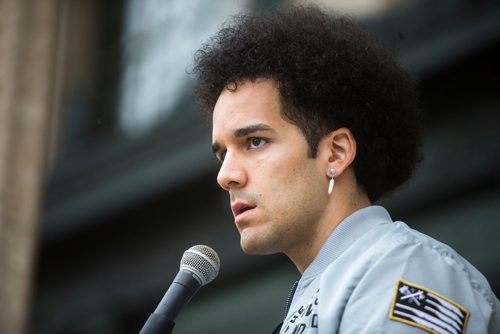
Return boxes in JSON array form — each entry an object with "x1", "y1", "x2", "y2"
[{"x1": 193, "y1": 6, "x2": 499, "y2": 333}]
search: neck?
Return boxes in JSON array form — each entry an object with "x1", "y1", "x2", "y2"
[{"x1": 288, "y1": 184, "x2": 371, "y2": 274}]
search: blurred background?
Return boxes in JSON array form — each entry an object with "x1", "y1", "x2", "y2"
[{"x1": 1, "y1": 0, "x2": 499, "y2": 333}]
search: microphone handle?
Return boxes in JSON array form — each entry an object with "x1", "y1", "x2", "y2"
[
  {"x1": 139, "y1": 313, "x2": 174, "y2": 334},
  {"x1": 139, "y1": 270, "x2": 201, "y2": 334}
]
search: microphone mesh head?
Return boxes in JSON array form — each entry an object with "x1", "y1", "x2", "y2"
[{"x1": 180, "y1": 245, "x2": 220, "y2": 286}]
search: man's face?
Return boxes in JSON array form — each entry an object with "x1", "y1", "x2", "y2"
[{"x1": 212, "y1": 79, "x2": 329, "y2": 256}]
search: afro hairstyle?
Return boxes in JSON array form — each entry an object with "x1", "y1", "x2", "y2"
[{"x1": 193, "y1": 5, "x2": 423, "y2": 202}]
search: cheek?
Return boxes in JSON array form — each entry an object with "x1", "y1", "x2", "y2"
[
  {"x1": 252, "y1": 143, "x2": 324, "y2": 212},
  {"x1": 266, "y1": 164, "x2": 324, "y2": 216}
]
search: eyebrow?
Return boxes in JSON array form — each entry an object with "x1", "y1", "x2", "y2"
[
  {"x1": 211, "y1": 123, "x2": 275, "y2": 155},
  {"x1": 234, "y1": 123, "x2": 274, "y2": 138}
]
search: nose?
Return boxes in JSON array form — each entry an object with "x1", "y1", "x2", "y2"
[{"x1": 216, "y1": 152, "x2": 247, "y2": 191}]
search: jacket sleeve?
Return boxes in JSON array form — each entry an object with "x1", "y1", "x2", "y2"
[{"x1": 318, "y1": 238, "x2": 498, "y2": 334}]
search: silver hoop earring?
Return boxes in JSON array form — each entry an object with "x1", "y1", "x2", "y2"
[{"x1": 328, "y1": 168, "x2": 336, "y2": 195}]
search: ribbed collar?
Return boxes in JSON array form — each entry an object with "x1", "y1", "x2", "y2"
[{"x1": 301, "y1": 205, "x2": 393, "y2": 279}]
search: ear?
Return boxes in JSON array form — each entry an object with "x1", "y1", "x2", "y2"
[{"x1": 317, "y1": 127, "x2": 357, "y2": 177}]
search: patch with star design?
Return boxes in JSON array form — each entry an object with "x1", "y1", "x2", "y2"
[{"x1": 389, "y1": 279, "x2": 469, "y2": 334}]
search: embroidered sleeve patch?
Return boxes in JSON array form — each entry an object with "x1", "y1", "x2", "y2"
[{"x1": 389, "y1": 279, "x2": 470, "y2": 334}]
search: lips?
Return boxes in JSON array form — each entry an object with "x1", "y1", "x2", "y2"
[{"x1": 231, "y1": 202, "x2": 256, "y2": 218}]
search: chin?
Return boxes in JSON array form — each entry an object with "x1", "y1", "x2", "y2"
[
  {"x1": 240, "y1": 238, "x2": 278, "y2": 255},
  {"x1": 239, "y1": 225, "x2": 281, "y2": 255}
]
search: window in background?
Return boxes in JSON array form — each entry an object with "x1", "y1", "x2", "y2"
[{"x1": 119, "y1": 0, "x2": 246, "y2": 137}]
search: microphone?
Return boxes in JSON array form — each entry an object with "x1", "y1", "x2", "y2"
[{"x1": 139, "y1": 245, "x2": 220, "y2": 334}]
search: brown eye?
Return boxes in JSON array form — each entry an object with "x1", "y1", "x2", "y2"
[
  {"x1": 219, "y1": 151, "x2": 226, "y2": 162},
  {"x1": 249, "y1": 138, "x2": 267, "y2": 149},
  {"x1": 215, "y1": 150, "x2": 226, "y2": 163}
]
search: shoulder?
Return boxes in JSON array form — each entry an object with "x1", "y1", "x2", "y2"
[
  {"x1": 373, "y1": 221, "x2": 495, "y2": 306},
  {"x1": 318, "y1": 221, "x2": 499, "y2": 333}
]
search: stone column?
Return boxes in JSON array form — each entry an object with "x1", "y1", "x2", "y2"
[{"x1": 0, "y1": 0, "x2": 59, "y2": 333}]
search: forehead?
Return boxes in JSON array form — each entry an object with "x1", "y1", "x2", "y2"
[{"x1": 212, "y1": 79, "x2": 285, "y2": 137}]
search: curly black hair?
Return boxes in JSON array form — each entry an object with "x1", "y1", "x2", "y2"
[{"x1": 193, "y1": 6, "x2": 422, "y2": 202}]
